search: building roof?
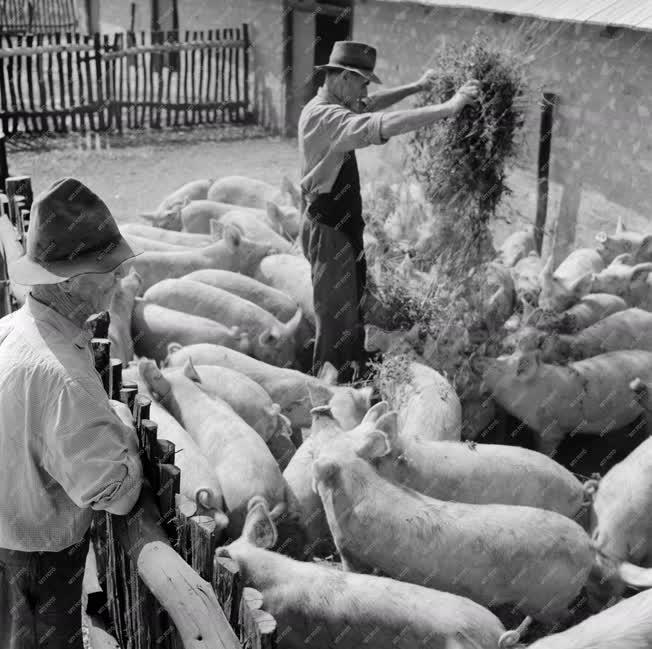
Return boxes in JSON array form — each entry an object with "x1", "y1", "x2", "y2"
[{"x1": 375, "y1": 0, "x2": 652, "y2": 33}]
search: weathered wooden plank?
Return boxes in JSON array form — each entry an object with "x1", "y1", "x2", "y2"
[
  {"x1": 110, "y1": 358, "x2": 123, "y2": 400},
  {"x1": 119, "y1": 382, "x2": 138, "y2": 412},
  {"x1": 214, "y1": 556, "x2": 243, "y2": 633},
  {"x1": 239, "y1": 587, "x2": 277, "y2": 649}
]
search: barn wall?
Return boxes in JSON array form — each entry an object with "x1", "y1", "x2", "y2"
[
  {"x1": 353, "y1": 0, "x2": 652, "y2": 253},
  {"x1": 98, "y1": 0, "x2": 287, "y2": 132}
]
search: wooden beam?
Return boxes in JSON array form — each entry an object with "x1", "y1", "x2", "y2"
[{"x1": 534, "y1": 92, "x2": 556, "y2": 255}]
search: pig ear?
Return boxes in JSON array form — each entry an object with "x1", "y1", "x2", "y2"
[
  {"x1": 282, "y1": 308, "x2": 303, "y2": 337},
  {"x1": 281, "y1": 176, "x2": 301, "y2": 210},
  {"x1": 374, "y1": 411, "x2": 399, "y2": 445},
  {"x1": 615, "y1": 214, "x2": 626, "y2": 234},
  {"x1": 317, "y1": 362, "x2": 339, "y2": 385},
  {"x1": 242, "y1": 499, "x2": 278, "y2": 549},
  {"x1": 183, "y1": 358, "x2": 201, "y2": 383},
  {"x1": 516, "y1": 350, "x2": 541, "y2": 379},
  {"x1": 360, "y1": 401, "x2": 390, "y2": 427},
  {"x1": 306, "y1": 381, "x2": 334, "y2": 408},
  {"x1": 259, "y1": 328, "x2": 281, "y2": 347},
  {"x1": 209, "y1": 218, "x2": 224, "y2": 240},
  {"x1": 630, "y1": 262, "x2": 652, "y2": 283},
  {"x1": 223, "y1": 224, "x2": 242, "y2": 249},
  {"x1": 569, "y1": 272, "x2": 594, "y2": 297},
  {"x1": 356, "y1": 429, "x2": 391, "y2": 460},
  {"x1": 266, "y1": 201, "x2": 282, "y2": 222}
]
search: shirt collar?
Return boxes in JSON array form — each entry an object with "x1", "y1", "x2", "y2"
[{"x1": 25, "y1": 294, "x2": 95, "y2": 350}]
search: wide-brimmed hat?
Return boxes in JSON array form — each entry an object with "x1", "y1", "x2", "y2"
[
  {"x1": 315, "y1": 41, "x2": 382, "y2": 84},
  {"x1": 8, "y1": 177, "x2": 142, "y2": 286}
]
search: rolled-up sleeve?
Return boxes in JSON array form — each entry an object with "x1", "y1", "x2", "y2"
[
  {"x1": 43, "y1": 377, "x2": 143, "y2": 516},
  {"x1": 321, "y1": 105, "x2": 387, "y2": 152}
]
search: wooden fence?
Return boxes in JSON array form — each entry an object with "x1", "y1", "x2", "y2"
[
  {"x1": 0, "y1": 26, "x2": 253, "y2": 136},
  {"x1": 0, "y1": 0, "x2": 78, "y2": 36}
]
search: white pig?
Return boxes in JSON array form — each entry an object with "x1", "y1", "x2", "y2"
[
  {"x1": 108, "y1": 268, "x2": 142, "y2": 365},
  {"x1": 139, "y1": 358, "x2": 303, "y2": 544},
  {"x1": 132, "y1": 299, "x2": 250, "y2": 363},
  {"x1": 164, "y1": 344, "x2": 372, "y2": 431},
  {"x1": 497, "y1": 230, "x2": 536, "y2": 267},
  {"x1": 211, "y1": 214, "x2": 295, "y2": 254},
  {"x1": 120, "y1": 222, "x2": 213, "y2": 247},
  {"x1": 538, "y1": 249, "x2": 603, "y2": 312},
  {"x1": 123, "y1": 224, "x2": 275, "y2": 293},
  {"x1": 312, "y1": 410, "x2": 594, "y2": 623},
  {"x1": 143, "y1": 278, "x2": 302, "y2": 367},
  {"x1": 215, "y1": 499, "x2": 508, "y2": 649}
]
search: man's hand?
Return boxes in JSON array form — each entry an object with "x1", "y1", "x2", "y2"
[
  {"x1": 450, "y1": 79, "x2": 480, "y2": 113},
  {"x1": 415, "y1": 69, "x2": 437, "y2": 92}
]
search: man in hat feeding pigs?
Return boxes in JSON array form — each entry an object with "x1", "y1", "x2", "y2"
[
  {"x1": 299, "y1": 40, "x2": 479, "y2": 382},
  {"x1": 0, "y1": 178, "x2": 146, "y2": 648}
]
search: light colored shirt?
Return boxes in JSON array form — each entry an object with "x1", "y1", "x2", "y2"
[
  {"x1": 298, "y1": 86, "x2": 389, "y2": 197},
  {"x1": 0, "y1": 294, "x2": 143, "y2": 551}
]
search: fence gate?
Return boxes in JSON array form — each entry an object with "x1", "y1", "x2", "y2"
[{"x1": 0, "y1": 26, "x2": 253, "y2": 135}]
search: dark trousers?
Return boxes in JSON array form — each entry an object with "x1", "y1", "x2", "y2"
[
  {"x1": 0, "y1": 534, "x2": 89, "y2": 649},
  {"x1": 302, "y1": 217, "x2": 367, "y2": 383}
]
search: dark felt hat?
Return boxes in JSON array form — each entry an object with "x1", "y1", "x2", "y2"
[
  {"x1": 8, "y1": 177, "x2": 142, "y2": 285},
  {"x1": 315, "y1": 41, "x2": 382, "y2": 84}
]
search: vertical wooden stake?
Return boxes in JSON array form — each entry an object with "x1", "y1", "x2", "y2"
[
  {"x1": 534, "y1": 92, "x2": 556, "y2": 255},
  {"x1": 91, "y1": 338, "x2": 112, "y2": 397}
]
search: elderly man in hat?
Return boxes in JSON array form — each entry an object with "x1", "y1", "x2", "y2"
[
  {"x1": 0, "y1": 178, "x2": 145, "y2": 649},
  {"x1": 299, "y1": 40, "x2": 479, "y2": 382}
]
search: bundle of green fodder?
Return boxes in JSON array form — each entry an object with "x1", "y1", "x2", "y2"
[{"x1": 406, "y1": 32, "x2": 530, "y2": 276}]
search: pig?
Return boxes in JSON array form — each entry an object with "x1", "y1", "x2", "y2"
[
  {"x1": 180, "y1": 200, "x2": 282, "y2": 235},
  {"x1": 470, "y1": 261, "x2": 514, "y2": 329},
  {"x1": 181, "y1": 269, "x2": 299, "y2": 323},
  {"x1": 283, "y1": 403, "x2": 344, "y2": 559},
  {"x1": 584, "y1": 376, "x2": 652, "y2": 603},
  {"x1": 511, "y1": 251, "x2": 543, "y2": 306},
  {"x1": 364, "y1": 323, "x2": 421, "y2": 357},
  {"x1": 121, "y1": 364, "x2": 227, "y2": 525},
  {"x1": 595, "y1": 215, "x2": 650, "y2": 264},
  {"x1": 108, "y1": 268, "x2": 142, "y2": 365},
  {"x1": 312, "y1": 407, "x2": 595, "y2": 623},
  {"x1": 589, "y1": 257, "x2": 652, "y2": 303},
  {"x1": 164, "y1": 344, "x2": 372, "y2": 431},
  {"x1": 254, "y1": 254, "x2": 315, "y2": 324},
  {"x1": 123, "y1": 224, "x2": 275, "y2": 293},
  {"x1": 478, "y1": 349, "x2": 652, "y2": 455},
  {"x1": 527, "y1": 589, "x2": 652, "y2": 649},
  {"x1": 215, "y1": 499, "x2": 508, "y2": 649},
  {"x1": 207, "y1": 176, "x2": 300, "y2": 237},
  {"x1": 541, "y1": 308, "x2": 652, "y2": 363},
  {"x1": 139, "y1": 358, "x2": 303, "y2": 543},
  {"x1": 212, "y1": 213, "x2": 296, "y2": 254},
  {"x1": 122, "y1": 233, "x2": 190, "y2": 253},
  {"x1": 538, "y1": 249, "x2": 603, "y2": 312},
  {"x1": 534, "y1": 293, "x2": 628, "y2": 334},
  {"x1": 184, "y1": 363, "x2": 288, "y2": 443},
  {"x1": 132, "y1": 299, "x2": 250, "y2": 363},
  {"x1": 381, "y1": 360, "x2": 462, "y2": 442},
  {"x1": 497, "y1": 230, "x2": 536, "y2": 268},
  {"x1": 349, "y1": 401, "x2": 586, "y2": 519},
  {"x1": 152, "y1": 178, "x2": 212, "y2": 218},
  {"x1": 120, "y1": 222, "x2": 213, "y2": 247},
  {"x1": 143, "y1": 278, "x2": 302, "y2": 367}
]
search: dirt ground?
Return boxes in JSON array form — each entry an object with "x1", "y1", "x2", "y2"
[{"x1": 7, "y1": 125, "x2": 648, "y2": 253}]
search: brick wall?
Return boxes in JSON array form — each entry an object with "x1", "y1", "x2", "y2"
[{"x1": 353, "y1": 0, "x2": 652, "y2": 253}]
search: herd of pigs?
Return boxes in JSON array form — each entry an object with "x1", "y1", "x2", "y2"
[{"x1": 99, "y1": 174, "x2": 652, "y2": 648}]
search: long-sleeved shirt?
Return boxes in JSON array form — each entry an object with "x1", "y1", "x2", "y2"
[
  {"x1": 0, "y1": 294, "x2": 143, "y2": 551},
  {"x1": 298, "y1": 86, "x2": 389, "y2": 198}
]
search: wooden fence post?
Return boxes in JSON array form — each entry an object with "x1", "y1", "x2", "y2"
[
  {"x1": 533, "y1": 92, "x2": 556, "y2": 255},
  {"x1": 0, "y1": 131, "x2": 8, "y2": 192},
  {"x1": 5, "y1": 175, "x2": 32, "y2": 228}
]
